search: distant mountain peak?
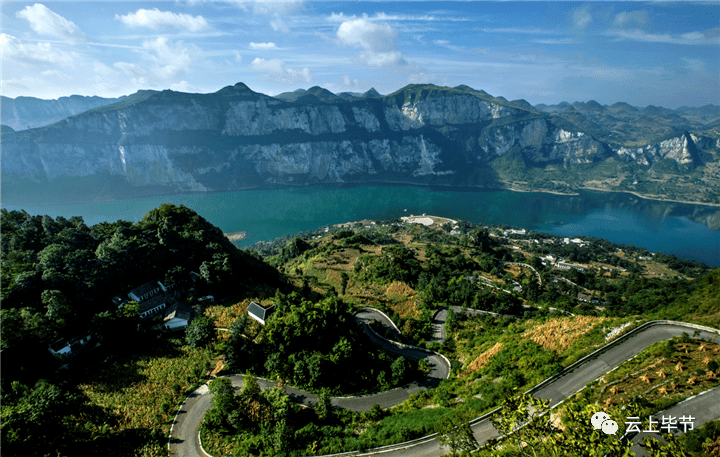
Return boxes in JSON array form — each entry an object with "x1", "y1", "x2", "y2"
[{"x1": 363, "y1": 87, "x2": 381, "y2": 98}]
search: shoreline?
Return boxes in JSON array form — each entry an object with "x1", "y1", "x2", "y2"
[
  {"x1": 4, "y1": 182, "x2": 719, "y2": 211},
  {"x1": 576, "y1": 187, "x2": 720, "y2": 208},
  {"x1": 224, "y1": 231, "x2": 247, "y2": 242}
]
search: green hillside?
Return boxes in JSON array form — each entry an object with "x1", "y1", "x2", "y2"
[{"x1": 1, "y1": 207, "x2": 718, "y2": 457}]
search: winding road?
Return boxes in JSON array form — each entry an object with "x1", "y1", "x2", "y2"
[{"x1": 168, "y1": 310, "x2": 720, "y2": 457}]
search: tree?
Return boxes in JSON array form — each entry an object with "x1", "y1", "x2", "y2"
[
  {"x1": 204, "y1": 378, "x2": 238, "y2": 433},
  {"x1": 437, "y1": 409, "x2": 478, "y2": 457},
  {"x1": 391, "y1": 356, "x2": 409, "y2": 386},
  {"x1": 186, "y1": 316, "x2": 214, "y2": 348},
  {"x1": 314, "y1": 389, "x2": 333, "y2": 422},
  {"x1": 1, "y1": 380, "x2": 77, "y2": 456},
  {"x1": 41, "y1": 289, "x2": 71, "y2": 321},
  {"x1": 271, "y1": 418, "x2": 291, "y2": 456},
  {"x1": 340, "y1": 272, "x2": 349, "y2": 295},
  {"x1": 242, "y1": 374, "x2": 261, "y2": 399},
  {"x1": 642, "y1": 434, "x2": 691, "y2": 457},
  {"x1": 489, "y1": 392, "x2": 554, "y2": 456}
]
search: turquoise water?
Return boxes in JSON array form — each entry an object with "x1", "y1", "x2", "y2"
[{"x1": 4, "y1": 186, "x2": 719, "y2": 267}]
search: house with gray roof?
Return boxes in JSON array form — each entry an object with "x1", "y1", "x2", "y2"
[
  {"x1": 247, "y1": 302, "x2": 275, "y2": 325},
  {"x1": 138, "y1": 294, "x2": 167, "y2": 319},
  {"x1": 48, "y1": 332, "x2": 93, "y2": 357},
  {"x1": 163, "y1": 298, "x2": 193, "y2": 330},
  {"x1": 128, "y1": 281, "x2": 166, "y2": 302}
]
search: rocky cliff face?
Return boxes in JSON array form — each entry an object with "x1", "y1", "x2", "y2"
[
  {"x1": 1, "y1": 94, "x2": 120, "y2": 131},
  {"x1": 616, "y1": 133, "x2": 703, "y2": 169},
  {"x1": 1, "y1": 83, "x2": 716, "y2": 204}
]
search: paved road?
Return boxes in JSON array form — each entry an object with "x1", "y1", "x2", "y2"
[
  {"x1": 502, "y1": 261, "x2": 542, "y2": 286},
  {"x1": 169, "y1": 317, "x2": 720, "y2": 457},
  {"x1": 430, "y1": 306, "x2": 508, "y2": 342},
  {"x1": 169, "y1": 307, "x2": 450, "y2": 457},
  {"x1": 627, "y1": 385, "x2": 720, "y2": 456}
]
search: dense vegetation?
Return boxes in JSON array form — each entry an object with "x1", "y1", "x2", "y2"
[
  {"x1": 224, "y1": 292, "x2": 420, "y2": 394},
  {"x1": 0, "y1": 204, "x2": 279, "y2": 456},
  {"x1": 2, "y1": 205, "x2": 718, "y2": 457}
]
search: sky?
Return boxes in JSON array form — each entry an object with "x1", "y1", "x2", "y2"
[{"x1": 2, "y1": 1, "x2": 719, "y2": 108}]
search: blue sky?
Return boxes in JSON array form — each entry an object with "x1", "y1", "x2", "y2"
[{"x1": 2, "y1": 1, "x2": 718, "y2": 108}]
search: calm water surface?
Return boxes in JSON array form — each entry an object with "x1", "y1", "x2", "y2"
[{"x1": 5, "y1": 186, "x2": 719, "y2": 267}]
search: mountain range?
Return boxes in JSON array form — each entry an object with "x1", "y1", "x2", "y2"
[{"x1": 2, "y1": 83, "x2": 719, "y2": 206}]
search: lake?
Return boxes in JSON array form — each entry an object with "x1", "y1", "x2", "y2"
[{"x1": 4, "y1": 185, "x2": 719, "y2": 267}]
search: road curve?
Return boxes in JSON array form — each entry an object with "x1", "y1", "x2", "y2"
[
  {"x1": 169, "y1": 307, "x2": 450, "y2": 457},
  {"x1": 169, "y1": 316, "x2": 720, "y2": 457}
]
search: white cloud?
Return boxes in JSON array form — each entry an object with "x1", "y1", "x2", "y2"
[
  {"x1": 140, "y1": 37, "x2": 199, "y2": 80},
  {"x1": 2, "y1": 81, "x2": 30, "y2": 94},
  {"x1": 93, "y1": 62, "x2": 119, "y2": 79},
  {"x1": 343, "y1": 74, "x2": 359, "y2": 88},
  {"x1": 433, "y1": 39, "x2": 463, "y2": 52},
  {"x1": 329, "y1": 12, "x2": 356, "y2": 23},
  {"x1": 328, "y1": 12, "x2": 468, "y2": 23},
  {"x1": 407, "y1": 72, "x2": 448, "y2": 86},
  {"x1": 681, "y1": 58, "x2": 705, "y2": 72},
  {"x1": 243, "y1": 0, "x2": 304, "y2": 16},
  {"x1": 115, "y1": 8, "x2": 211, "y2": 32},
  {"x1": 610, "y1": 29, "x2": 720, "y2": 45},
  {"x1": 113, "y1": 62, "x2": 146, "y2": 76},
  {"x1": 270, "y1": 17, "x2": 290, "y2": 33},
  {"x1": 169, "y1": 80, "x2": 195, "y2": 92},
  {"x1": 572, "y1": 6, "x2": 592, "y2": 29},
  {"x1": 336, "y1": 19, "x2": 406, "y2": 67},
  {"x1": 231, "y1": 0, "x2": 302, "y2": 33},
  {"x1": 480, "y1": 27, "x2": 561, "y2": 35},
  {"x1": 249, "y1": 42, "x2": 278, "y2": 50},
  {"x1": 233, "y1": 51, "x2": 243, "y2": 63},
  {"x1": 612, "y1": 11, "x2": 648, "y2": 30},
  {"x1": 40, "y1": 69, "x2": 71, "y2": 80},
  {"x1": 1, "y1": 33, "x2": 75, "y2": 66},
  {"x1": 250, "y1": 58, "x2": 313, "y2": 84},
  {"x1": 533, "y1": 38, "x2": 580, "y2": 45},
  {"x1": 16, "y1": 3, "x2": 87, "y2": 43}
]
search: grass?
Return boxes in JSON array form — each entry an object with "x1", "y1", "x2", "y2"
[
  {"x1": 74, "y1": 338, "x2": 213, "y2": 457},
  {"x1": 585, "y1": 338, "x2": 720, "y2": 410},
  {"x1": 522, "y1": 316, "x2": 607, "y2": 352},
  {"x1": 204, "y1": 298, "x2": 275, "y2": 328},
  {"x1": 461, "y1": 342, "x2": 504, "y2": 376}
]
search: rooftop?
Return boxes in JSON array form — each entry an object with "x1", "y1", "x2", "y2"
[
  {"x1": 164, "y1": 298, "x2": 192, "y2": 322},
  {"x1": 129, "y1": 281, "x2": 161, "y2": 299}
]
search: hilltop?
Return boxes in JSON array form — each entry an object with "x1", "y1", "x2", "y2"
[{"x1": 3, "y1": 83, "x2": 720, "y2": 206}]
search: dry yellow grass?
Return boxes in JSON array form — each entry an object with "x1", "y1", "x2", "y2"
[
  {"x1": 523, "y1": 316, "x2": 606, "y2": 352},
  {"x1": 205, "y1": 299, "x2": 271, "y2": 328},
  {"x1": 462, "y1": 342, "x2": 504, "y2": 376},
  {"x1": 386, "y1": 281, "x2": 415, "y2": 297},
  {"x1": 385, "y1": 281, "x2": 418, "y2": 318}
]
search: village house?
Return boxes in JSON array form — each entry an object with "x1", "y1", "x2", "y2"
[
  {"x1": 247, "y1": 302, "x2": 275, "y2": 325},
  {"x1": 577, "y1": 293, "x2": 592, "y2": 303},
  {"x1": 137, "y1": 294, "x2": 168, "y2": 319},
  {"x1": 48, "y1": 331, "x2": 94, "y2": 357},
  {"x1": 556, "y1": 262, "x2": 588, "y2": 272},
  {"x1": 163, "y1": 298, "x2": 193, "y2": 330},
  {"x1": 128, "y1": 281, "x2": 166, "y2": 302}
]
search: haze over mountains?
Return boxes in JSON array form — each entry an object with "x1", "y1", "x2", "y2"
[
  {"x1": 2, "y1": 83, "x2": 719, "y2": 206},
  {"x1": 1, "y1": 95, "x2": 123, "y2": 131}
]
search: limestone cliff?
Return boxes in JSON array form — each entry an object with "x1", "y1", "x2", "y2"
[{"x1": 1, "y1": 83, "x2": 716, "y2": 204}]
